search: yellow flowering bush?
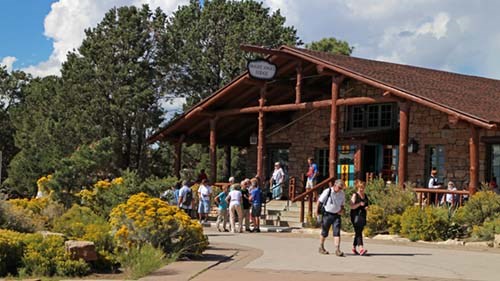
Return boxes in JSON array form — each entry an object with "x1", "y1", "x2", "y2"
[
  {"x1": 0, "y1": 229, "x2": 28, "y2": 276},
  {"x1": 110, "y1": 193, "x2": 208, "y2": 256},
  {"x1": 77, "y1": 177, "x2": 127, "y2": 217}
]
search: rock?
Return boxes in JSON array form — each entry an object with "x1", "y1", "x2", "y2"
[
  {"x1": 372, "y1": 234, "x2": 401, "y2": 241},
  {"x1": 65, "y1": 240, "x2": 98, "y2": 262},
  {"x1": 495, "y1": 234, "x2": 500, "y2": 248},
  {"x1": 436, "y1": 239, "x2": 465, "y2": 246},
  {"x1": 464, "y1": 241, "x2": 493, "y2": 248}
]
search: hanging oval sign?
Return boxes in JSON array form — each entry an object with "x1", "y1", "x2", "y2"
[{"x1": 247, "y1": 59, "x2": 277, "y2": 81}]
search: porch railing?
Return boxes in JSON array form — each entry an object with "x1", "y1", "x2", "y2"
[
  {"x1": 291, "y1": 176, "x2": 335, "y2": 224},
  {"x1": 413, "y1": 188, "x2": 470, "y2": 207}
]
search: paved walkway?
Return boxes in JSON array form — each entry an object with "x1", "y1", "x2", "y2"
[{"x1": 143, "y1": 228, "x2": 500, "y2": 281}]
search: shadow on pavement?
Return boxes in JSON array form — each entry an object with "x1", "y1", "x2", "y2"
[{"x1": 364, "y1": 253, "x2": 432, "y2": 256}]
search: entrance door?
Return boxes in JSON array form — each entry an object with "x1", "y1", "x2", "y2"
[{"x1": 363, "y1": 144, "x2": 382, "y2": 180}]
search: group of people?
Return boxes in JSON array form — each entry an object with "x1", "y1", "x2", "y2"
[
  {"x1": 168, "y1": 174, "x2": 264, "y2": 234},
  {"x1": 214, "y1": 177, "x2": 263, "y2": 233},
  {"x1": 317, "y1": 179, "x2": 369, "y2": 257}
]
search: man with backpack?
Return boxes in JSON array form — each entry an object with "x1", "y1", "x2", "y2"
[
  {"x1": 316, "y1": 179, "x2": 345, "y2": 256},
  {"x1": 178, "y1": 180, "x2": 194, "y2": 217}
]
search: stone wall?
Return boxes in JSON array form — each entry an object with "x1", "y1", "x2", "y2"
[{"x1": 243, "y1": 79, "x2": 500, "y2": 187}]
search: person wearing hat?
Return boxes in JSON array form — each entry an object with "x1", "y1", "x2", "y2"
[{"x1": 270, "y1": 162, "x2": 285, "y2": 200}]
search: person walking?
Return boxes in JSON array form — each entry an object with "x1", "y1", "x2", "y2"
[
  {"x1": 226, "y1": 184, "x2": 243, "y2": 233},
  {"x1": 316, "y1": 179, "x2": 345, "y2": 256},
  {"x1": 178, "y1": 180, "x2": 194, "y2": 218},
  {"x1": 214, "y1": 184, "x2": 229, "y2": 232},
  {"x1": 350, "y1": 181, "x2": 369, "y2": 256}
]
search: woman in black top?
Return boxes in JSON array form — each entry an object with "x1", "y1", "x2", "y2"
[{"x1": 350, "y1": 181, "x2": 369, "y2": 256}]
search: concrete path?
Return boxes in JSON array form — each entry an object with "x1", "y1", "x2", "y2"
[{"x1": 195, "y1": 229, "x2": 500, "y2": 281}]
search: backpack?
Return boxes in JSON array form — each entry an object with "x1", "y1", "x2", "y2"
[
  {"x1": 182, "y1": 189, "x2": 193, "y2": 205},
  {"x1": 318, "y1": 188, "x2": 332, "y2": 215}
]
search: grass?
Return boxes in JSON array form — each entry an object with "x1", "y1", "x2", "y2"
[{"x1": 118, "y1": 244, "x2": 172, "y2": 280}]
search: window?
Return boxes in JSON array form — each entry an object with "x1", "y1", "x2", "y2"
[
  {"x1": 489, "y1": 144, "x2": 500, "y2": 181},
  {"x1": 425, "y1": 145, "x2": 445, "y2": 183},
  {"x1": 348, "y1": 103, "x2": 396, "y2": 131}
]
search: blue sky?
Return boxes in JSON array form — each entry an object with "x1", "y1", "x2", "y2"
[
  {"x1": 2, "y1": 0, "x2": 500, "y2": 80},
  {"x1": 0, "y1": 0, "x2": 56, "y2": 69}
]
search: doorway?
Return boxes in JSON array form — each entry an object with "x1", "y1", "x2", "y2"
[{"x1": 363, "y1": 144, "x2": 381, "y2": 179}]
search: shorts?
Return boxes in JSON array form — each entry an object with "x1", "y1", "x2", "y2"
[
  {"x1": 321, "y1": 212, "x2": 341, "y2": 237},
  {"x1": 198, "y1": 200, "x2": 210, "y2": 214},
  {"x1": 306, "y1": 178, "x2": 316, "y2": 189},
  {"x1": 251, "y1": 205, "x2": 262, "y2": 217}
]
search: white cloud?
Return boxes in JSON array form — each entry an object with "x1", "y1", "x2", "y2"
[
  {"x1": 1, "y1": 56, "x2": 17, "y2": 72},
  {"x1": 23, "y1": 0, "x2": 188, "y2": 77}
]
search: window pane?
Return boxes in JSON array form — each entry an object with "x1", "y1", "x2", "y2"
[
  {"x1": 352, "y1": 106, "x2": 364, "y2": 128},
  {"x1": 380, "y1": 104, "x2": 392, "y2": 127},
  {"x1": 491, "y1": 145, "x2": 500, "y2": 180},
  {"x1": 367, "y1": 105, "x2": 379, "y2": 127}
]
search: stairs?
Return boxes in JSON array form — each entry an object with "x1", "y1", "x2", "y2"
[{"x1": 262, "y1": 200, "x2": 318, "y2": 228}]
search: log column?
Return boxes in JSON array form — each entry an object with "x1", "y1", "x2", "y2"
[
  {"x1": 257, "y1": 85, "x2": 267, "y2": 180},
  {"x1": 398, "y1": 102, "x2": 410, "y2": 187},
  {"x1": 469, "y1": 124, "x2": 479, "y2": 195},
  {"x1": 174, "y1": 135, "x2": 185, "y2": 179},
  {"x1": 210, "y1": 119, "x2": 217, "y2": 183},
  {"x1": 295, "y1": 63, "x2": 302, "y2": 104},
  {"x1": 329, "y1": 77, "x2": 343, "y2": 178},
  {"x1": 224, "y1": 145, "x2": 231, "y2": 180}
]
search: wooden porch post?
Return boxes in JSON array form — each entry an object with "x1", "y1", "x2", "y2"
[
  {"x1": 469, "y1": 124, "x2": 479, "y2": 195},
  {"x1": 329, "y1": 77, "x2": 343, "y2": 178},
  {"x1": 210, "y1": 119, "x2": 217, "y2": 183},
  {"x1": 174, "y1": 135, "x2": 185, "y2": 179},
  {"x1": 295, "y1": 63, "x2": 302, "y2": 104},
  {"x1": 257, "y1": 85, "x2": 267, "y2": 180},
  {"x1": 398, "y1": 102, "x2": 410, "y2": 187},
  {"x1": 224, "y1": 145, "x2": 231, "y2": 180}
]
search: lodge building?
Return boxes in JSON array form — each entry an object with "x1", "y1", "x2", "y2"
[{"x1": 149, "y1": 45, "x2": 500, "y2": 195}]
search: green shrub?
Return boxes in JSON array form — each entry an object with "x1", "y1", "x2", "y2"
[
  {"x1": 118, "y1": 243, "x2": 168, "y2": 279},
  {"x1": 110, "y1": 193, "x2": 208, "y2": 256},
  {"x1": 53, "y1": 205, "x2": 115, "y2": 272},
  {"x1": 454, "y1": 191, "x2": 500, "y2": 227},
  {"x1": 400, "y1": 206, "x2": 450, "y2": 241},
  {"x1": 471, "y1": 217, "x2": 500, "y2": 241},
  {"x1": 365, "y1": 179, "x2": 416, "y2": 215},
  {"x1": 388, "y1": 214, "x2": 402, "y2": 235},
  {"x1": 21, "y1": 234, "x2": 66, "y2": 276},
  {"x1": 364, "y1": 205, "x2": 385, "y2": 237},
  {"x1": 55, "y1": 259, "x2": 90, "y2": 277},
  {"x1": 0, "y1": 200, "x2": 45, "y2": 232}
]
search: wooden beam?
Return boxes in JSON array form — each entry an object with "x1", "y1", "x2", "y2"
[
  {"x1": 329, "y1": 77, "x2": 342, "y2": 178},
  {"x1": 210, "y1": 119, "x2": 217, "y2": 183},
  {"x1": 398, "y1": 102, "x2": 410, "y2": 187},
  {"x1": 295, "y1": 62, "x2": 302, "y2": 104},
  {"x1": 174, "y1": 135, "x2": 185, "y2": 179},
  {"x1": 214, "y1": 96, "x2": 396, "y2": 117},
  {"x1": 257, "y1": 85, "x2": 267, "y2": 180},
  {"x1": 469, "y1": 125, "x2": 479, "y2": 195}
]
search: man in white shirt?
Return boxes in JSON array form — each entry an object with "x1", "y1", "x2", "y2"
[
  {"x1": 178, "y1": 180, "x2": 193, "y2": 217},
  {"x1": 198, "y1": 179, "x2": 212, "y2": 223},
  {"x1": 270, "y1": 162, "x2": 285, "y2": 199},
  {"x1": 316, "y1": 179, "x2": 345, "y2": 256}
]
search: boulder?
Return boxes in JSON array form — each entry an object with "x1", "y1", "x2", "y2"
[
  {"x1": 464, "y1": 241, "x2": 493, "y2": 248},
  {"x1": 494, "y1": 234, "x2": 500, "y2": 248},
  {"x1": 65, "y1": 240, "x2": 98, "y2": 262}
]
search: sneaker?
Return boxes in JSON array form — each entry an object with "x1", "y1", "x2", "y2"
[
  {"x1": 318, "y1": 247, "x2": 329, "y2": 255},
  {"x1": 217, "y1": 228, "x2": 222, "y2": 232},
  {"x1": 352, "y1": 248, "x2": 359, "y2": 255},
  {"x1": 256, "y1": 228, "x2": 261, "y2": 233},
  {"x1": 223, "y1": 228, "x2": 230, "y2": 232},
  {"x1": 335, "y1": 249, "x2": 344, "y2": 257},
  {"x1": 359, "y1": 249, "x2": 367, "y2": 256}
]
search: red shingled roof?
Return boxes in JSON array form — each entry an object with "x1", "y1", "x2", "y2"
[{"x1": 284, "y1": 46, "x2": 500, "y2": 124}]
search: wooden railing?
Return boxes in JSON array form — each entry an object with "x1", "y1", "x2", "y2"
[
  {"x1": 291, "y1": 176, "x2": 335, "y2": 223},
  {"x1": 414, "y1": 188, "x2": 470, "y2": 207}
]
